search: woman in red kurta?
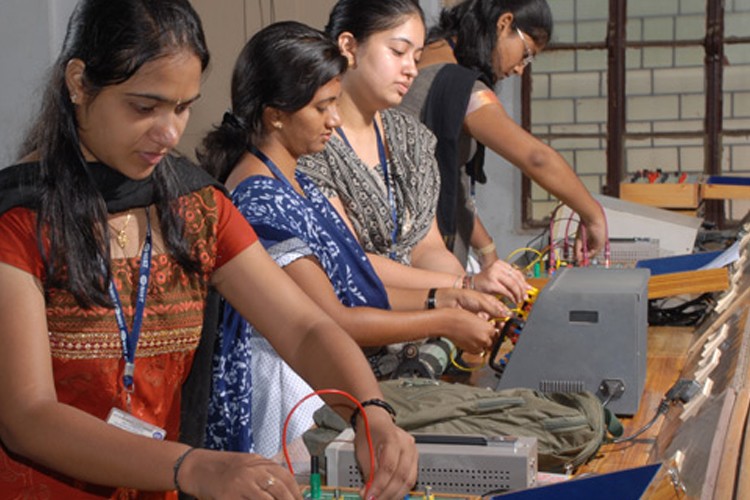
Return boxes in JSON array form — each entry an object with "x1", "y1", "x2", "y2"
[{"x1": 0, "y1": 0, "x2": 417, "y2": 498}]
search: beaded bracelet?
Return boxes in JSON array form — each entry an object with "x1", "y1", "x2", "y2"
[
  {"x1": 349, "y1": 398, "x2": 397, "y2": 431},
  {"x1": 475, "y1": 241, "x2": 497, "y2": 257},
  {"x1": 425, "y1": 288, "x2": 438, "y2": 309},
  {"x1": 173, "y1": 447, "x2": 197, "y2": 493}
]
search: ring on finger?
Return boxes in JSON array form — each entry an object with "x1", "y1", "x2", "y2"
[{"x1": 262, "y1": 476, "x2": 276, "y2": 490}]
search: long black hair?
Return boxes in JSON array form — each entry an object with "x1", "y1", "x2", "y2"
[
  {"x1": 198, "y1": 21, "x2": 347, "y2": 183},
  {"x1": 17, "y1": 0, "x2": 210, "y2": 308},
  {"x1": 325, "y1": 0, "x2": 425, "y2": 42},
  {"x1": 429, "y1": 0, "x2": 553, "y2": 84}
]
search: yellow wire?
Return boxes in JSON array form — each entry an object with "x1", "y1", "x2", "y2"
[{"x1": 449, "y1": 347, "x2": 488, "y2": 372}]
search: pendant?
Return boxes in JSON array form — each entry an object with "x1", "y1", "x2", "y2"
[
  {"x1": 110, "y1": 212, "x2": 132, "y2": 250},
  {"x1": 116, "y1": 230, "x2": 128, "y2": 250}
]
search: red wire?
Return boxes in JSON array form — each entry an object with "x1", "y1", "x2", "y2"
[{"x1": 282, "y1": 389, "x2": 376, "y2": 494}]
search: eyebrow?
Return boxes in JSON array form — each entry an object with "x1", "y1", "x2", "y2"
[
  {"x1": 390, "y1": 36, "x2": 423, "y2": 49},
  {"x1": 124, "y1": 92, "x2": 202, "y2": 106}
]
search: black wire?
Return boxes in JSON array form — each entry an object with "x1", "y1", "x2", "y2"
[
  {"x1": 608, "y1": 400, "x2": 670, "y2": 444},
  {"x1": 649, "y1": 293, "x2": 714, "y2": 327}
]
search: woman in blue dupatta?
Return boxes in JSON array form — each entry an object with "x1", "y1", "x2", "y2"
[{"x1": 198, "y1": 21, "x2": 507, "y2": 458}]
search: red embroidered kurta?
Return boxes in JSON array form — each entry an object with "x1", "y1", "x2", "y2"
[{"x1": 0, "y1": 187, "x2": 256, "y2": 499}]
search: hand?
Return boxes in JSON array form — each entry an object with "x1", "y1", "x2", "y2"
[
  {"x1": 433, "y1": 288, "x2": 510, "y2": 319},
  {"x1": 353, "y1": 408, "x2": 417, "y2": 500},
  {"x1": 441, "y1": 309, "x2": 498, "y2": 354},
  {"x1": 473, "y1": 260, "x2": 532, "y2": 304},
  {"x1": 575, "y1": 214, "x2": 607, "y2": 265},
  {"x1": 179, "y1": 448, "x2": 302, "y2": 499}
]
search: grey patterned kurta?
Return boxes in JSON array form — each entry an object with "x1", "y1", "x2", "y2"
[{"x1": 298, "y1": 108, "x2": 440, "y2": 265}]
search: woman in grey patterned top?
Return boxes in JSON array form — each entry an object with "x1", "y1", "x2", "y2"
[{"x1": 299, "y1": 0, "x2": 532, "y2": 304}]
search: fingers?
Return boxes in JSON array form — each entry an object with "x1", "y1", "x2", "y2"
[
  {"x1": 360, "y1": 429, "x2": 418, "y2": 500},
  {"x1": 242, "y1": 462, "x2": 300, "y2": 500},
  {"x1": 477, "y1": 261, "x2": 532, "y2": 304},
  {"x1": 354, "y1": 415, "x2": 417, "y2": 500},
  {"x1": 187, "y1": 451, "x2": 302, "y2": 500},
  {"x1": 453, "y1": 318, "x2": 495, "y2": 353}
]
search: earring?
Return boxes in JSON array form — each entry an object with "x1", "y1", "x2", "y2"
[
  {"x1": 70, "y1": 94, "x2": 78, "y2": 104},
  {"x1": 272, "y1": 121, "x2": 283, "y2": 130}
]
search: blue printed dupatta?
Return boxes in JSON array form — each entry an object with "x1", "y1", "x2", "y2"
[
  {"x1": 205, "y1": 169, "x2": 390, "y2": 457},
  {"x1": 234, "y1": 171, "x2": 390, "y2": 309}
]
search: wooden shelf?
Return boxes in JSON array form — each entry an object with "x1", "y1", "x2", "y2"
[
  {"x1": 646, "y1": 267, "x2": 730, "y2": 299},
  {"x1": 528, "y1": 267, "x2": 730, "y2": 299}
]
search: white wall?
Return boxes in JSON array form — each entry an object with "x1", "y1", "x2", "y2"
[
  {"x1": 0, "y1": 0, "x2": 77, "y2": 166},
  {"x1": 0, "y1": 0, "x2": 533, "y2": 259}
]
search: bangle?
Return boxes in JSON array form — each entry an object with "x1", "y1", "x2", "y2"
[
  {"x1": 462, "y1": 274, "x2": 475, "y2": 290},
  {"x1": 475, "y1": 241, "x2": 496, "y2": 257},
  {"x1": 425, "y1": 288, "x2": 438, "y2": 309},
  {"x1": 173, "y1": 447, "x2": 197, "y2": 493},
  {"x1": 349, "y1": 398, "x2": 397, "y2": 431}
]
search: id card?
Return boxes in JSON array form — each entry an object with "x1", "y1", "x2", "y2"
[{"x1": 106, "y1": 407, "x2": 167, "y2": 440}]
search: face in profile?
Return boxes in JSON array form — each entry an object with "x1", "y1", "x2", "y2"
[
  {"x1": 276, "y1": 76, "x2": 343, "y2": 157},
  {"x1": 492, "y1": 20, "x2": 541, "y2": 80},
  {"x1": 70, "y1": 50, "x2": 203, "y2": 180},
  {"x1": 342, "y1": 13, "x2": 425, "y2": 109}
]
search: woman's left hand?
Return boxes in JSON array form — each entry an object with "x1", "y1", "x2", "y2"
[
  {"x1": 473, "y1": 260, "x2": 532, "y2": 304},
  {"x1": 434, "y1": 288, "x2": 510, "y2": 320},
  {"x1": 353, "y1": 407, "x2": 417, "y2": 500}
]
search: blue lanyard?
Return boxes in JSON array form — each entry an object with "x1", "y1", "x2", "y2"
[
  {"x1": 250, "y1": 147, "x2": 294, "y2": 190},
  {"x1": 336, "y1": 120, "x2": 399, "y2": 258},
  {"x1": 108, "y1": 207, "x2": 152, "y2": 394}
]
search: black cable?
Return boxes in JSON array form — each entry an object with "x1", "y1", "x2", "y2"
[
  {"x1": 649, "y1": 293, "x2": 715, "y2": 327},
  {"x1": 609, "y1": 399, "x2": 669, "y2": 444},
  {"x1": 608, "y1": 379, "x2": 701, "y2": 445}
]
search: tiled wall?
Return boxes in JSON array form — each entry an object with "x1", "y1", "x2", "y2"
[{"x1": 529, "y1": 0, "x2": 750, "y2": 220}]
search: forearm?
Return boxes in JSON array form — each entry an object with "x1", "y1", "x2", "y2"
[
  {"x1": 525, "y1": 148, "x2": 602, "y2": 226},
  {"x1": 470, "y1": 216, "x2": 499, "y2": 267},
  {"x1": 386, "y1": 286, "x2": 431, "y2": 311},
  {"x1": 368, "y1": 252, "x2": 462, "y2": 289},
  {"x1": 300, "y1": 306, "x2": 452, "y2": 350},
  {"x1": 3, "y1": 400, "x2": 186, "y2": 491},
  {"x1": 215, "y1": 246, "x2": 385, "y2": 412},
  {"x1": 410, "y1": 244, "x2": 464, "y2": 274},
  {"x1": 282, "y1": 316, "x2": 390, "y2": 411}
]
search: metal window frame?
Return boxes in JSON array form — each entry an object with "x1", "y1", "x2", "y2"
[{"x1": 521, "y1": 0, "x2": 750, "y2": 229}]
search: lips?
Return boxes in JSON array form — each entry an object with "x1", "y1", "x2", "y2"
[
  {"x1": 396, "y1": 82, "x2": 411, "y2": 95},
  {"x1": 140, "y1": 151, "x2": 165, "y2": 165}
]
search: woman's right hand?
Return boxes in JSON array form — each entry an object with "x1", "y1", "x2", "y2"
[
  {"x1": 179, "y1": 448, "x2": 303, "y2": 499},
  {"x1": 440, "y1": 308, "x2": 498, "y2": 354}
]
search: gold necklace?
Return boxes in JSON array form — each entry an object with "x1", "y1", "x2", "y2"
[{"x1": 109, "y1": 212, "x2": 133, "y2": 250}]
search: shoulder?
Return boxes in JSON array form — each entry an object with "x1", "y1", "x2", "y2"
[
  {"x1": 168, "y1": 156, "x2": 228, "y2": 197},
  {"x1": 382, "y1": 109, "x2": 437, "y2": 148},
  {"x1": 383, "y1": 109, "x2": 433, "y2": 137}
]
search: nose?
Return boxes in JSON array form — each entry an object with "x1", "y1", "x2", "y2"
[
  {"x1": 511, "y1": 63, "x2": 527, "y2": 77},
  {"x1": 404, "y1": 57, "x2": 418, "y2": 79},
  {"x1": 327, "y1": 105, "x2": 342, "y2": 129},
  {"x1": 150, "y1": 113, "x2": 184, "y2": 149}
]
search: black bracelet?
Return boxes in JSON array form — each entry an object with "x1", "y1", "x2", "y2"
[
  {"x1": 173, "y1": 447, "x2": 197, "y2": 493},
  {"x1": 425, "y1": 288, "x2": 438, "y2": 309},
  {"x1": 349, "y1": 398, "x2": 397, "y2": 431}
]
